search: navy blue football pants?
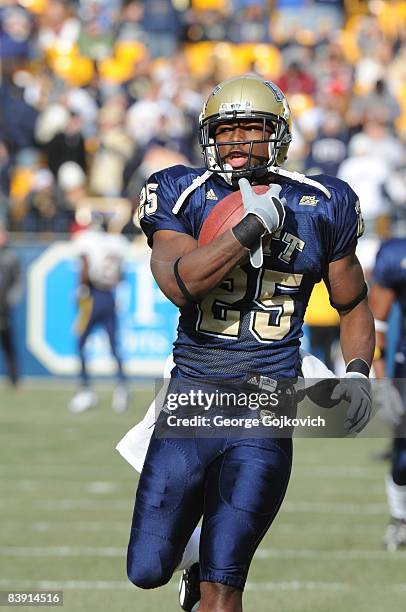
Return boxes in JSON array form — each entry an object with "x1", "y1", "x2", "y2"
[
  {"x1": 127, "y1": 425, "x2": 292, "y2": 591},
  {"x1": 392, "y1": 360, "x2": 406, "y2": 486},
  {"x1": 77, "y1": 287, "x2": 124, "y2": 384}
]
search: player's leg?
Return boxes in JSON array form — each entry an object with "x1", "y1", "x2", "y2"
[
  {"x1": 69, "y1": 293, "x2": 98, "y2": 413},
  {"x1": 103, "y1": 293, "x2": 129, "y2": 412},
  {"x1": 0, "y1": 323, "x2": 18, "y2": 385},
  {"x1": 77, "y1": 292, "x2": 95, "y2": 387},
  {"x1": 127, "y1": 434, "x2": 205, "y2": 589},
  {"x1": 384, "y1": 368, "x2": 406, "y2": 550},
  {"x1": 198, "y1": 436, "x2": 293, "y2": 611}
]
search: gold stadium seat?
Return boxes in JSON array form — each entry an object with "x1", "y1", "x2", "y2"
[
  {"x1": 237, "y1": 44, "x2": 282, "y2": 80},
  {"x1": 191, "y1": 0, "x2": 228, "y2": 9},
  {"x1": 184, "y1": 41, "x2": 219, "y2": 77},
  {"x1": 21, "y1": 0, "x2": 48, "y2": 14},
  {"x1": 98, "y1": 57, "x2": 135, "y2": 84},
  {"x1": 52, "y1": 53, "x2": 94, "y2": 87},
  {"x1": 115, "y1": 41, "x2": 147, "y2": 65},
  {"x1": 377, "y1": 1, "x2": 406, "y2": 39}
]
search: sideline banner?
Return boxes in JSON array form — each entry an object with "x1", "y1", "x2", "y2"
[{"x1": 0, "y1": 241, "x2": 178, "y2": 378}]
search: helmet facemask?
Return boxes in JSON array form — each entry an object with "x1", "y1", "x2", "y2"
[{"x1": 199, "y1": 110, "x2": 291, "y2": 186}]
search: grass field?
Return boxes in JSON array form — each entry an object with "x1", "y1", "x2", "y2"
[{"x1": 0, "y1": 383, "x2": 405, "y2": 612}]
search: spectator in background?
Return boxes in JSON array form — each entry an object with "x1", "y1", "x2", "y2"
[
  {"x1": 141, "y1": 0, "x2": 182, "y2": 58},
  {"x1": 0, "y1": 3, "x2": 33, "y2": 61},
  {"x1": 57, "y1": 161, "x2": 87, "y2": 211},
  {"x1": 20, "y1": 167, "x2": 73, "y2": 233},
  {"x1": 0, "y1": 222, "x2": 21, "y2": 386},
  {"x1": 0, "y1": 76, "x2": 38, "y2": 161},
  {"x1": 338, "y1": 133, "x2": 391, "y2": 232},
  {"x1": 44, "y1": 111, "x2": 87, "y2": 179},
  {"x1": 36, "y1": 0, "x2": 80, "y2": 56},
  {"x1": 276, "y1": 60, "x2": 316, "y2": 95},
  {"x1": 337, "y1": 134, "x2": 390, "y2": 276},
  {"x1": 228, "y1": 1, "x2": 271, "y2": 43},
  {"x1": 305, "y1": 111, "x2": 348, "y2": 177},
  {"x1": 0, "y1": 142, "x2": 11, "y2": 222},
  {"x1": 348, "y1": 79, "x2": 401, "y2": 132},
  {"x1": 89, "y1": 99, "x2": 134, "y2": 197}
]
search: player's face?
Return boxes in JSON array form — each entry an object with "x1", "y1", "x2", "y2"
[{"x1": 214, "y1": 120, "x2": 272, "y2": 170}]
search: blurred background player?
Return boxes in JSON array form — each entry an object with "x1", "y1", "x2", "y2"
[
  {"x1": 69, "y1": 216, "x2": 130, "y2": 413},
  {"x1": 0, "y1": 221, "x2": 21, "y2": 386},
  {"x1": 369, "y1": 237, "x2": 406, "y2": 551}
]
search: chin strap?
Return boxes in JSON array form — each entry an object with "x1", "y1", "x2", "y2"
[
  {"x1": 172, "y1": 170, "x2": 213, "y2": 214},
  {"x1": 268, "y1": 166, "x2": 332, "y2": 199}
]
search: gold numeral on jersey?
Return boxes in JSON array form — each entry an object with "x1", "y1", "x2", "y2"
[
  {"x1": 197, "y1": 267, "x2": 246, "y2": 337},
  {"x1": 252, "y1": 270, "x2": 303, "y2": 341},
  {"x1": 197, "y1": 268, "x2": 303, "y2": 342},
  {"x1": 138, "y1": 183, "x2": 159, "y2": 220}
]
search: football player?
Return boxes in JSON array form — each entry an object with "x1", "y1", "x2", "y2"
[
  {"x1": 69, "y1": 218, "x2": 131, "y2": 413},
  {"x1": 118, "y1": 350, "x2": 338, "y2": 610},
  {"x1": 127, "y1": 75, "x2": 374, "y2": 612},
  {"x1": 369, "y1": 238, "x2": 406, "y2": 551}
]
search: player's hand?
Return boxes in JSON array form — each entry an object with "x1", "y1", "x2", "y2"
[
  {"x1": 238, "y1": 178, "x2": 286, "y2": 234},
  {"x1": 330, "y1": 372, "x2": 372, "y2": 435},
  {"x1": 374, "y1": 379, "x2": 404, "y2": 427},
  {"x1": 238, "y1": 178, "x2": 286, "y2": 268}
]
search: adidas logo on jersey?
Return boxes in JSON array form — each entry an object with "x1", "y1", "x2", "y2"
[
  {"x1": 299, "y1": 195, "x2": 319, "y2": 206},
  {"x1": 206, "y1": 189, "x2": 218, "y2": 201}
]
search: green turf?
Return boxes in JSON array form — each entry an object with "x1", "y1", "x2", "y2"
[{"x1": 0, "y1": 384, "x2": 402, "y2": 611}]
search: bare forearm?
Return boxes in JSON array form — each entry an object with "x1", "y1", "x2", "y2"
[
  {"x1": 339, "y1": 301, "x2": 375, "y2": 367},
  {"x1": 152, "y1": 230, "x2": 249, "y2": 307},
  {"x1": 176, "y1": 231, "x2": 248, "y2": 302}
]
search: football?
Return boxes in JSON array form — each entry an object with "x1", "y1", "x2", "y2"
[{"x1": 198, "y1": 184, "x2": 270, "y2": 246}]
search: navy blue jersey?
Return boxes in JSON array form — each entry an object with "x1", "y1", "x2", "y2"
[
  {"x1": 372, "y1": 238, "x2": 406, "y2": 352},
  {"x1": 140, "y1": 165, "x2": 361, "y2": 379}
]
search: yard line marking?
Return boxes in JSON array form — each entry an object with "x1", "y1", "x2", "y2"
[
  {"x1": 284, "y1": 502, "x2": 387, "y2": 514},
  {"x1": 2, "y1": 546, "x2": 406, "y2": 561},
  {"x1": 2, "y1": 521, "x2": 128, "y2": 532},
  {"x1": 257, "y1": 548, "x2": 406, "y2": 561},
  {"x1": 0, "y1": 499, "x2": 130, "y2": 510},
  {"x1": 0, "y1": 546, "x2": 125, "y2": 557}
]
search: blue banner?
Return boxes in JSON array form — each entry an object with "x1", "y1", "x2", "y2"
[{"x1": 0, "y1": 241, "x2": 178, "y2": 378}]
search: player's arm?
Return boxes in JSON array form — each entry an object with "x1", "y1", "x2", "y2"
[
  {"x1": 325, "y1": 250, "x2": 374, "y2": 434},
  {"x1": 326, "y1": 249, "x2": 375, "y2": 368},
  {"x1": 368, "y1": 283, "x2": 395, "y2": 377},
  {"x1": 150, "y1": 229, "x2": 250, "y2": 308},
  {"x1": 150, "y1": 179, "x2": 285, "y2": 307}
]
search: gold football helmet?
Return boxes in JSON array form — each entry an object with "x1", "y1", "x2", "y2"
[{"x1": 199, "y1": 75, "x2": 292, "y2": 182}]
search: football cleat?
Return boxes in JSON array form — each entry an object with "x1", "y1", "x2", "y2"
[
  {"x1": 68, "y1": 388, "x2": 98, "y2": 414},
  {"x1": 179, "y1": 563, "x2": 200, "y2": 611},
  {"x1": 112, "y1": 384, "x2": 130, "y2": 413},
  {"x1": 383, "y1": 518, "x2": 406, "y2": 551}
]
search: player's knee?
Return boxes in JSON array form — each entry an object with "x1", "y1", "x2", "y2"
[
  {"x1": 127, "y1": 534, "x2": 175, "y2": 589},
  {"x1": 127, "y1": 554, "x2": 173, "y2": 590}
]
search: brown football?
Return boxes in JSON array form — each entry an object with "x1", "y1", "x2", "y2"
[{"x1": 198, "y1": 184, "x2": 270, "y2": 246}]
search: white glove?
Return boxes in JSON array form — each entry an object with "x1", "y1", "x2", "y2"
[
  {"x1": 238, "y1": 178, "x2": 286, "y2": 268},
  {"x1": 374, "y1": 379, "x2": 404, "y2": 427},
  {"x1": 331, "y1": 372, "x2": 372, "y2": 435}
]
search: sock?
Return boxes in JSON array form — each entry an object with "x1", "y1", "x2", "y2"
[
  {"x1": 386, "y1": 474, "x2": 406, "y2": 520},
  {"x1": 176, "y1": 526, "x2": 201, "y2": 572}
]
